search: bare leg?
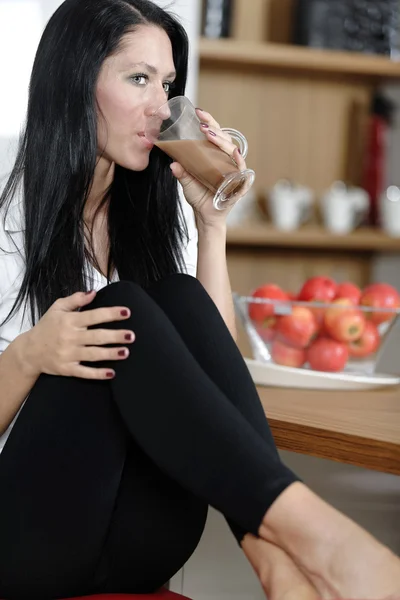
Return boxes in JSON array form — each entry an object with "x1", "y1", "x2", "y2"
[
  {"x1": 259, "y1": 482, "x2": 400, "y2": 599},
  {"x1": 242, "y1": 534, "x2": 319, "y2": 600}
]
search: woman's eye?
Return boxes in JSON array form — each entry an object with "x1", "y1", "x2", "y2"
[
  {"x1": 163, "y1": 81, "x2": 175, "y2": 94},
  {"x1": 131, "y1": 75, "x2": 148, "y2": 85},
  {"x1": 130, "y1": 74, "x2": 174, "y2": 93}
]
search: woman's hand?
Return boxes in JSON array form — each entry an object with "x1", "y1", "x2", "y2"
[
  {"x1": 21, "y1": 290, "x2": 135, "y2": 380},
  {"x1": 169, "y1": 108, "x2": 248, "y2": 226}
]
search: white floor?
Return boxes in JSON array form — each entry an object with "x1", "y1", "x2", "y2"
[{"x1": 170, "y1": 451, "x2": 400, "y2": 600}]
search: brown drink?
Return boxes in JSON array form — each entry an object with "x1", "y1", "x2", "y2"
[
  {"x1": 155, "y1": 138, "x2": 244, "y2": 196},
  {"x1": 148, "y1": 96, "x2": 255, "y2": 209}
]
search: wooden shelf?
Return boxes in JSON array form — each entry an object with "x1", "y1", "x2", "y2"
[
  {"x1": 227, "y1": 223, "x2": 400, "y2": 252},
  {"x1": 199, "y1": 38, "x2": 400, "y2": 80}
]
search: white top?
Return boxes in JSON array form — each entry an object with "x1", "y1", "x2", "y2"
[{"x1": 0, "y1": 184, "x2": 198, "y2": 454}]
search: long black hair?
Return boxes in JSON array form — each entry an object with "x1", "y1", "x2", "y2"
[{"x1": 0, "y1": 0, "x2": 189, "y2": 326}]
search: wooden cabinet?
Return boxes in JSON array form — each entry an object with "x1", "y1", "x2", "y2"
[
  {"x1": 199, "y1": 1, "x2": 400, "y2": 194},
  {"x1": 198, "y1": 34, "x2": 400, "y2": 196},
  {"x1": 198, "y1": 0, "x2": 400, "y2": 357},
  {"x1": 226, "y1": 223, "x2": 400, "y2": 292}
]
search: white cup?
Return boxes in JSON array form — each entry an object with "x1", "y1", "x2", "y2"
[
  {"x1": 226, "y1": 189, "x2": 259, "y2": 227},
  {"x1": 321, "y1": 182, "x2": 369, "y2": 235},
  {"x1": 267, "y1": 180, "x2": 313, "y2": 232},
  {"x1": 380, "y1": 186, "x2": 400, "y2": 237}
]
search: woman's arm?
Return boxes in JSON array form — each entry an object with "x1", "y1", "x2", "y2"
[
  {"x1": 172, "y1": 108, "x2": 251, "y2": 342},
  {"x1": 0, "y1": 333, "x2": 39, "y2": 435},
  {"x1": 195, "y1": 219, "x2": 237, "y2": 340}
]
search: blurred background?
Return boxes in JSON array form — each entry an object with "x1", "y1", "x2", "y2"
[
  {"x1": 199, "y1": 0, "x2": 400, "y2": 357},
  {"x1": 1, "y1": 1, "x2": 400, "y2": 598}
]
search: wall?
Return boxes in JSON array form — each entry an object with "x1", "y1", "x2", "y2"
[
  {"x1": 154, "y1": 0, "x2": 201, "y2": 103},
  {"x1": 0, "y1": 0, "x2": 40, "y2": 177}
]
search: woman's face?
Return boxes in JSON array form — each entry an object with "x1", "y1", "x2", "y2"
[{"x1": 96, "y1": 25, "x2": 176, "y2": 171}]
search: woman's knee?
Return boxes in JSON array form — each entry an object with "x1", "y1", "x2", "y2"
[
  {"x1": 93, "y1": 280, "x2": 147, "y2": 310},
  {"x1": 95, "y1": 276, "x2": 206, "y2": 309},
  {"x1": 89, "y1": 281, "x2": 170, "y2": 331},
  {"x1": 149, "y1": 273, "x2": 207, "y2": 301},
  {"x1": 102, "y1": 279, "x2": 142, "y2": 297}
]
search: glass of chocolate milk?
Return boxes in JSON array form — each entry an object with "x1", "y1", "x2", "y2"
[{"x1": 145, "y1": 96, "x2": 255, "y2": 210}]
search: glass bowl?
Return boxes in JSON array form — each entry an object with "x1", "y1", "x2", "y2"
[{"x1": 233, "y1": 293, "x2": 400, "y2": 376}]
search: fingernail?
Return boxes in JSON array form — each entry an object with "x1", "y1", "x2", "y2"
[
  {"x1": 208, "y1": 130, "x2": 216, "y2": 137},
  {"x1": 125, "y1": 333, "x2": 133, "y2": 341},
  {"x1": 196, "y1": 107, "x2": 204, "y2": 112},
  {"x1": 121, "y1": 309, "x2": 129, "y2": 317},
  {"x1": 118, "y1": 349, "x2": 127, "y2": 357},
  {"x1": 106, "y1": 371, "x2": 115, "y2": 379},
  {"x1": 237, "y1": 148, "x2": 242, "y2": 155},
  {"x1": 85, "y1": 290, "x2": 94, "y2": 295},
  {"x1": 200, "y1": 122, "x2": 209, "y2": 128}
]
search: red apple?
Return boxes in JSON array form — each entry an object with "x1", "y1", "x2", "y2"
[
  {"x1": 276, "y1": 306, "x2": 318, "y2": 348},
  {"x1": 255, "y1": 319, "x2": 278, "y2": 343},
  {"x1": 298, "y1": 276, "x2": 337, "y2": 303},
  {"x1": 327, "y1": 310, "x2": 365, "y2": 343},
  {"x1": 248, "y1": 284, "x2": 289, "y2": 324},
  {"x1": 317, "y1": 322, "x2": 329, "y2": 338},
  {"x1": 307, "y1": 338, "x2": 349, "y2": 372},
  {"x1": 298, "y1": 276, "x2": 338, "y2": 325},
  {"x1": 335, "y1": 282, "x2": 361, "y2": 306},
  {"x1": 324, "y1": 299, "x2": 366, "y2": 342},
  {"x1": 348, "y1": 322, "x2": 380, "y2": 357},
  {"x1": 271, "y1": 339, "x2": 306, "y2": 368},
  {"x1": 324, "y1": 298, "x2": 353, "y2": 329},
  {"x1": 360, "y1": 283, "x2": 400, "y2": 325},
  {"x1": 286, "y1": 291, "x2": 298, "y2": 301}
]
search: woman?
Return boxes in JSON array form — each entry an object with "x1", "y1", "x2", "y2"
[{"x1": 0, "y1": 1, "x2": 399, "y2": 599}]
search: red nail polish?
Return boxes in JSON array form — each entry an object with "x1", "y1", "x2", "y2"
[
  {"x1": 200, "y1": 122, "x2": 209, "y2": 128},
  {"x1": 209, "y1": 130, "x2": 216, "y2": 137},
  {"x1": 121, "y1": 310, "x2": 129, "y2": 317},
  {"x1": 106, "y1": 371, "x2": 115, "y2": 379},
  {"x1": 125, "y1": 334, "x2": 133, "y2": 341},
  {"x1": 237, "y1": 148, "x2": 242, "y2": 155},
  {"x1": 118, "y1": 350, "x2": 127, "y2": 357}
]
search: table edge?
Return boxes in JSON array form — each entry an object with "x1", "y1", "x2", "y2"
[{"x1": 268, "y1": 417, "x2": 400, "y2": 475}]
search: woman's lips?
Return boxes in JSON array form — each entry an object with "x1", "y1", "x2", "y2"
[{"x1": 138, "y1": 133, "x2": 154, "y2": 150}]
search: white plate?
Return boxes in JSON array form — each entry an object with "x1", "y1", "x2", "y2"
[{"x1": 245, "y1": 358, "x2": 400, "y2": 391}]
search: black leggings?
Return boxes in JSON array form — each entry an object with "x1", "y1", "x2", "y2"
[{"x1": 0, "y1": 275, "x2": 297, "y2": 600}]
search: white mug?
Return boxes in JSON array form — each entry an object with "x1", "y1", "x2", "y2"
[
  {"x1": 321, "y1": 182, "x2": 369, "y2": 235},
  {"x1": 226, "y1": 189, "x2": 259, "y2": 227},
  {"x1": 380, "y1": 186, "x2": 400, "y2": 237},
  {"x1": 267, "y1": 180, "x2": 314, "y2": 232}
]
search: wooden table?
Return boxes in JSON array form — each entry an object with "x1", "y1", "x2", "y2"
[{"x1": 257, "y1": 385, "x2": 400, "y2": 476}]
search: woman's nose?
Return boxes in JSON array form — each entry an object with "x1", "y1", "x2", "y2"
[
  {"x1": 146, "y1": 89, "x2": 171, "y2": 120},
  {"x1": 156, "y1": 100, "x2": 171, "y2": 120}
]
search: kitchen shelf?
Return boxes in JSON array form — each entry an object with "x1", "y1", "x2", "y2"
[
  {"x1": 199, "y1": 38, "x2": 400, "y2": 80},
  {"x1": 227, "y1": 223, "x2": 400, "y2": 252}
]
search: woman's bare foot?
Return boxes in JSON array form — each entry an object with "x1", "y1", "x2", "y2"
[
  {"x1": 242, "y1": 533, "x2": 320, "y2": 600},
  {"x1": 259, "y1": 482, "x2": 400, "y2": 599}
]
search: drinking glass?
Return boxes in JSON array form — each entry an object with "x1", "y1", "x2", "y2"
[{"x1": 145, "y1": 96, "x2": 255, "y2": 210}]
